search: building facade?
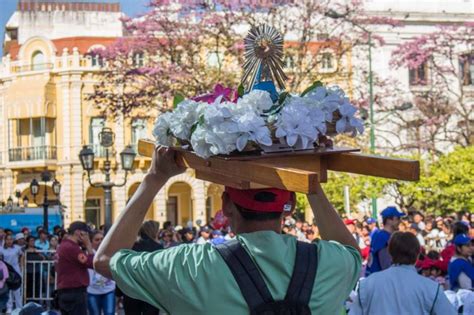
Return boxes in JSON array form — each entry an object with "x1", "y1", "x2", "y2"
[
  {"x1": 360, "y1": 0, "x2": 474, "y2": 153},
  {"x1": 0, "y1": 0, "x2": 224, "y2": 228}
]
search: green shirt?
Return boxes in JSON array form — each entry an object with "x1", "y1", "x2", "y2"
[{"x1": 110, "y1": 231, "x2": 361, "y2": 315}]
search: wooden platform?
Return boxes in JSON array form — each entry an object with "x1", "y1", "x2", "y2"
[{"x1": 138, "y1": 139, "x2": 420, "y2": 193}]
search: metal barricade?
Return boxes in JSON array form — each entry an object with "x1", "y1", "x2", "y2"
[{"x1": 22, "y1": 250, "x2": 57, "y2": 305}]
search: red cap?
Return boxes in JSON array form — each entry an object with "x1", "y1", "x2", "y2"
[
  {"x1": 344, "y1": 219, "x2": 356, "y2": 225},
  {"x1": 225, "y1": 187, "x2": 292, "y2": 213}
]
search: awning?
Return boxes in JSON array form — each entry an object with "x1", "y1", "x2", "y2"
[{"x1": 5, "y1": 76, "x2": 56, "y2": 119}]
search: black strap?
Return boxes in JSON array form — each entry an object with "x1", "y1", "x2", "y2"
[
  {"x1": 215, "y1": 239, "x2": 319, "y2": 311},
  {"x1": 285, "y1": 241, "x2": 318, "y2": 305},
  {"x1": 215, "y1": 240, "x2": 273, "y2": 310}
]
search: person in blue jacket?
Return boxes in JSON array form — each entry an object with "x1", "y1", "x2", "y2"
[
  {"x1": 366, "y1": 206, "x2": 405, "y2": 276},
  {"x1": 448, "y1": 234, "x2": 474, "y2": 290}
]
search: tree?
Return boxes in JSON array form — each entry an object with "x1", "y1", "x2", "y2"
[
  {"x1": 390, "y1": 24, "x2": 474, "y2": 155},
  {"x1": 88, "y1": 0, "x2": 399, "y2": 122},
  {"x1": 388, "y1": 146, "x2": 474, "y2": 215}
]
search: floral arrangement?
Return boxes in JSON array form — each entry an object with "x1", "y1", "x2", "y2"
[{"x1": 153, "y1": 82, "x2": 364, "y2": 159}]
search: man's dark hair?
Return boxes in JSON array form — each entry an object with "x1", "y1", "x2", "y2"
[
  {"x1": 388, "y1": 231, "x2": 420, "y2": 265},
  {"x1": 452, "y1": 221, "x2": 469, "y2": 238},
  {"x1": 235, "y1": 191, "x2": 285, "y2": 221}
]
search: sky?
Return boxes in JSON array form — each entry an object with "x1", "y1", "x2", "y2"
[{"x1": 0, "y1": 0, "x2": 150, "y2": 56}]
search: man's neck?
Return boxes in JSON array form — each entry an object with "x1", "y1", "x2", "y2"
[{"x1": 234, "y1": 221, "x2": 281, "y2": 235}]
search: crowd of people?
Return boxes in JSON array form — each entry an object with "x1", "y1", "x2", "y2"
[{"x1": 0, "y1": 207, "x2": 472, "y2": 314}]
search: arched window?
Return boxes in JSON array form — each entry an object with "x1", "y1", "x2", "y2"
[{"x1": 31, "y1": 51, "x2": 45, "y2": 70}]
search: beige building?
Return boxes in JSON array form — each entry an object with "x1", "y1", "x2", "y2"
[{"x1": 0, "y1": 0, "x2": 224, "y2": 228}]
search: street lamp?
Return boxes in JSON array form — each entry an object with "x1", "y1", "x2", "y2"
[
  {"x1": 7, "y1": 196, "x2": 13, "y2": 210},
  {"x1": 15, "y1": 190, "x2": 21, "y2": 207},
  {"x1": 325, "y1": 9, "x2": 378, "y2": 218},
  {"x1": 79, "y1": 127, "x2": 136, "y2": 229},
  {"x1": 30, "y1": 171, "x2": 61, "y2": 233},
  {"x1": 23, "y1": 196, "x2": 29, "y2": 208}
]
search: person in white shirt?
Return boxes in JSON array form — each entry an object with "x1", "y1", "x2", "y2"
[
  {"x1": 88, "y1": 231, "x2": 116, "y2": 315},
  {"x1": 196, "y1": 227, "x2": 211, "y2": 244},
  {"x1": 350, "y1": 232, "x2": 456, "y2": 315},
  {"x1": 0, "y1": 234, "x2": 23, "y2": 312}
]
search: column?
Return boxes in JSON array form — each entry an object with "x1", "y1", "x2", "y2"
[
  {"x1": 70, "y1": 165, "x2": 85, "y2": 223},
  {"x1": 115, "y1": 114, "x2": 125, "y2": 162},
  {"x1": 60, "y1": 165, "x2": 73, "y2": 225},
  {"x1": 193, "y1": 180, "x2": 206, "y2": 226},
  {"x1": 155, "y1": 189, "x2": 167, "y2": 225},
  {"x1": 69, "y1": 75, "x2": 82, "y2": 161},
  {"x1": 59, "y1": 76, "x2": 70, "y2": 160},
  {"x1": 112, "y1": 183, "x2": 126, "y2": 222}
]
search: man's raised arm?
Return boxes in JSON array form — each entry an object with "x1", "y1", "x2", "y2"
[
  {"x1": 94, "y1": 146, "x2": 185, "y2": 278},
  {"x1": 307, "y1": 184, "x2": 359, "y2": 250}
]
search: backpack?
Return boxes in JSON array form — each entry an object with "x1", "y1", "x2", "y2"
[
  {"x1": 4, "y1": 262, "x2": 22, "y2": 291},
  {"x1": 215, "y1": 239, "x2": 318, "y2": 315}
]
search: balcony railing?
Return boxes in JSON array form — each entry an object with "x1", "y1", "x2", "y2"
[
  {"x1": 10, "y1": 63, "x2": 54, "y2": 73},
  {"x1": 9, "y1": 145, "x2": 57, "y2": 162}
]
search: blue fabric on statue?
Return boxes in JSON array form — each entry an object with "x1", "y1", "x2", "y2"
[{"x1": 253, "y1": 81, "x2": 279, "y2": 102}]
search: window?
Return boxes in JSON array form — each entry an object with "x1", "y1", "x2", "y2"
[
  {"x1": 321, "y1": 52, "x2": 334, "y2": 70},
  {"x1": 409, "y1": 62, "x2": 429, "y2": 86},
  {"x1": 131, "y1": 118, "x2": 147, "y2": 149},
  {"x1": 85, "y1": 199, "x2": 101, "y2": 229},
  {"x1": 91, "y1": 54, "x2": 104, "y2": 67},
  {"x1": 89, "y1": 117, "x2": 105, "y2": 157},
  {"x1": 317, "y1": 33, "x2": 329, "y2": 41},
  {"x1": 166, "y1": 196, "x2": 178, "y2": 226},
  {"x1": 206, "y1": 196, "x2": 212, "y2": 224},
  {"x1": 133, "y1": 52, "x2": 144, "y2": 67},
  {"x1": 6, "y1": 28, "x2": 18, "y2": 41},
  {"x1": 31, "y1": 51, "x2": 45, "y2": 71},
  {"x1": 460, "y1": 53, "x2": 474, "y2": 86},
  {"x1": 285, "y1": 55, "x2": 295, "y2": 69}
]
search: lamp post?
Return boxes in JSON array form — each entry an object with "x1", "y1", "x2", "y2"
[
  {"x1": 6, "y1": 196, "x2": 13, "y2": 211},
  {"x1": 325, "y1": 9, "x2": 379, "y2": 218},
  {"x1": 79, "y1": 127, "x2": 136, "y2": 229},
  {"x1": 30, "y1": 171, "x2": 61, "y2": 233}
]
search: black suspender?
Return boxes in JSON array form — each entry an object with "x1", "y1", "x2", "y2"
[{"x1": 215, "y1": 239, "x2": 318, "y2": 312}]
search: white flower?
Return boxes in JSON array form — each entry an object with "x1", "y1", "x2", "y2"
[
  {"x1": 233, "y1": 113, "x2": 272, "y2": 151},
  {"x1": 275, "y1": 103, "x2": 318, "y2": 149},
  {"x1": 168, "y1": 100, "x2": 203, "y2": 140},
  {"x1": 237, "y1": 90, "x2": 274, "y2": 113},
  {"x1": 152, "y1": 112, "x2": 174, "y2": 146},
  {"x1": 190, "y1": 126, "x2": 214, "y2": 159},
  {"x1": 335, "y1": 99, "x2": 364, "y2": 136}
]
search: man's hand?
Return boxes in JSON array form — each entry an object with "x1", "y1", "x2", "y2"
[
  {"x1": 147, "y1": 146, "x2": 186, "y2": 182},
  {"x1": 79, "y1": 231, "x2": 94, "y2": 254}
]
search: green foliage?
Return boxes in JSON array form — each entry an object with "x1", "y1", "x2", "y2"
[
  {"x1": 300, "y1": 81, "x2": 323, "y2": 97},
  {"x1": 294, "y1": 193, "x2": 309, "y2": 216},
  {"x1": 392, "y1": 146, "x2": 474, "y2": 215},
  {"x1": 321, "y1": 172, "x2": 389, "y2": 214},
  {"x1": 173, "y1": 93, "x2": 185, "y2": 108}
]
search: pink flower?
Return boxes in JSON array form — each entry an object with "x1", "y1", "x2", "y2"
[{"x1": 192, "y1": 84, "x2": 238, "y2": 104}]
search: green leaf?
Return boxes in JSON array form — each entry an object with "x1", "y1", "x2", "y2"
[
  {"x1": 301, "y1": 81, "x2": 323, "y2": 97},
  {"x1": 173, "y1": 93, "x2": 185, "y2": 108},
  {"x1": 279, "y1": 91, "x2": 289, "y2": 105},
  {"x1": 237, "y1": 84, "x2": 245, "y2": 97}
]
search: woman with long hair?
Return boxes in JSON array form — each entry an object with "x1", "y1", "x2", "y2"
[
  {"x1": 87, "y1": 230, "x2": 116, "y2": 315},
  {"x1": 0, "y1": 234, "x2": 23, "y2": 312}
]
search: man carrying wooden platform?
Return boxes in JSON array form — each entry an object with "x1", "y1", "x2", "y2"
[{"x1": 94, "y1": 146, "x2": 361, "y2": 315}]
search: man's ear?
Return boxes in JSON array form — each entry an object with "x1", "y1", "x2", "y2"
[{"x1": 222, "y1": 192, "x2": 233, "y2": 218}]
